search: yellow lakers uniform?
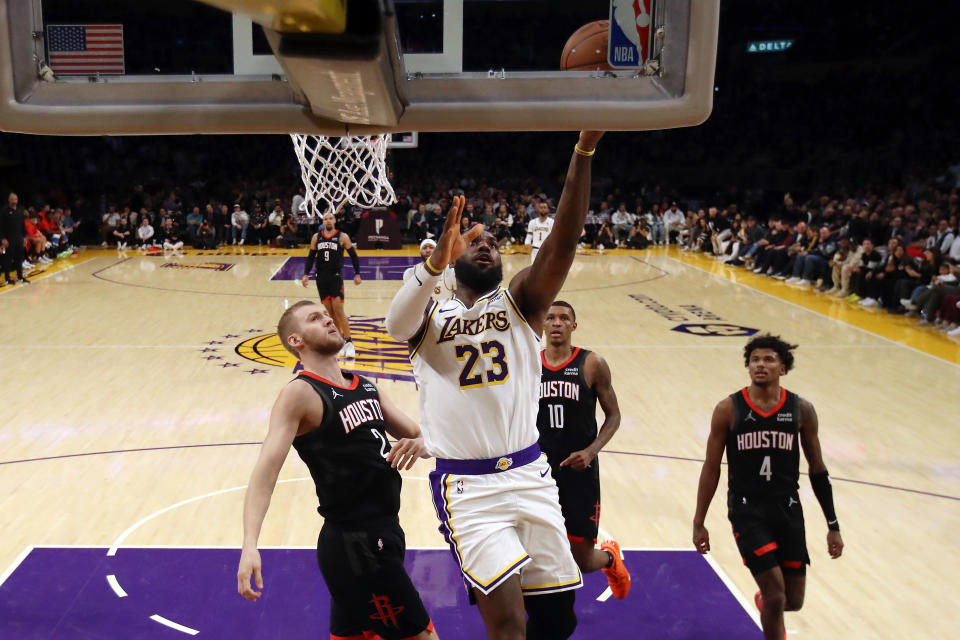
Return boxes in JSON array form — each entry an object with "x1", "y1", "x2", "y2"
[{"x1": 412, "y1": 286, "x2": 582, "y2": 596}]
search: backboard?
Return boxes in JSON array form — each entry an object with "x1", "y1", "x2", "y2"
[{"x1": 0, "y1": 0, "x2": 719, "y2": 135}]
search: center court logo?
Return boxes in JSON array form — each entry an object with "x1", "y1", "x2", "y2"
[{"x1": 233, "y1": 315, "x2": 416, "y2": 383}]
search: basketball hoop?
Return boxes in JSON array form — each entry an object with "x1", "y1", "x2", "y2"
[{"x1": 290, "y1": 133, "x2": 397, "y2": 215}]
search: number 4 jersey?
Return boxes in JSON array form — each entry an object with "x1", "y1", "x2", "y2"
[
  {"x1": 726, "y1": 387, "x2": 800, "y2": 497},
  {"x1": 410, "y1": 287, "x2": 542, "y2": 460},
  {"x1": 292, "y1": 371, "x2": 401, "y2": 523}
]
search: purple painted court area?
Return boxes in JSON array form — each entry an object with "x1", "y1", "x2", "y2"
[
  {"x1": 0, "y1": 547, "x2": 760, "y2": 639},
  {"x1": 273, "y1": 256, "x2": 420, "y2": 281}
]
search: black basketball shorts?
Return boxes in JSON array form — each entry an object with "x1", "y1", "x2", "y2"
[
  {"x1": 316, "y1": 275, "x2": 345, "y2": 301},
  {"x1": 727, "y1": 492, "x2": 810, "y2": 577},
  {"x1": 551, "y1": 459, "x2": 601, "y2": 544},
  {"x1": 317, "y1": 518, "x2": 432, "y2": 640}
]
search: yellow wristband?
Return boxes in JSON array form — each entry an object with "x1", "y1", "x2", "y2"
[
  {"x1": 574, "y1": 144, "x2": 595, "y2": 157},
  {"x1": 424, "y1": 255, "x2": 443, "y2": 276}
]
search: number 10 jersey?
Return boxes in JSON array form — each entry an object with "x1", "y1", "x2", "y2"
[{"x1": 410, "y1": 287, "x2": 542, "y2": 460}]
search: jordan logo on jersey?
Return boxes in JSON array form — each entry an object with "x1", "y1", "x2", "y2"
[
  {"x1": 437, "y1": 311, "x2": 511, "y2": 343},
  {"x1": 744, "y1": 410, "x2": 756, "y2": 422},
  {"x1": 338, "y1": 398, "x2": 385, "y2": 434},
  {"x1": 330, "y1": 389, "x2": 342, "y2": 399}
]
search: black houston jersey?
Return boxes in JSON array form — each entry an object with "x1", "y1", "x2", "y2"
[
  {"x1": 726, "y1": 387, "x2": 800, "y2": 497},
  {"x1": 315, "y1": 229, "x2": 344, "y2": 277},
  {"x1": 537, "y1": 347, "x2": 598, "y2": 461},
  {"x1": 292, "y1": 371, "x2": 401, "y2": 523}
]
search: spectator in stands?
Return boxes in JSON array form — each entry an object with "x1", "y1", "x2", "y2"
[
  {"x1": 231, "y1": 203, "x2": 249, "y2": 245},
  {"x1": 915, "y1": 261, "x2": 959, "y2": 325},
  {"x1": 663, "y1": 202, "x2": 685, "y2": 244},
  {"x1": 100, "y1": 206, "x2": 120, "y2": 247},
  {"x1": 185, "y1": 206, "x2": 203, "y2": 241},
  {"x1": 24, "y1": 211, "x2": 50, "y2": 264},
  {"x1": 611, "y1": 203, "x2": 632, "y2": 246},
  {"x1": 828, "y1": 237, "x2": 862, "y2": 297},
  {"x1": 195, "y1": 219, "x2": 216, "y2": 249},
  {"x1": 250, "y1": 205, "x2": 267, "y2": 245},
  {"x1": 281, "y1": 214, "x2": 298, "y2": 248},
  {"x1": 158, "y1": 218, "x2": 184, "y2": 254},
  {"x1": 752, "y1": 217, "x2": 792, "y2": 275},
  {"x1": 112, "y1": 215, "x2": 133, "y2": 250},
  {"x1": 845, "y1": 238, "x2": 881, "y2": 302},
  {"x1": 267, "y1": 204, "x2": 284, "y2": 244},
  {"x1": 136, "y1": 217, "x2": 155, "y2": 250},
  {"x1": 794, "y1": 226, "x2": 837, "y2": 287},
  {"x1": 627, "y1": 218, "x2": 650, "y2": 249},
  {"x1": 594, "y1": 221, "x2": 615, "y2": 251},
  {"x1": 648, "y1": 203, "x2": 666, "y2": 246},
  {"x1": 928, "y1": 219, "x2": 954, "y2": 253},
  {"x1": 776, "y1": 222, "x2": 816, "y2": 280}
]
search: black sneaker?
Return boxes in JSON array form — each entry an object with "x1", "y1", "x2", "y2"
[{"x1": 18, "y1": 276, "x2": 30, "y2": 284}]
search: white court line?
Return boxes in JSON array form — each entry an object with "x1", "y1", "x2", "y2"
[
  {"x1": 0, "y1": 545, "x2": 34, "y2": 587},
  {"x1": 267, "y1": 257, "x2": 292, "y2": 282},
  {"x1": 149, "y1": 614, "x2": 199, "y2": 635},
  {"x1": 701, "y1": 552, "x2": 762, "y2": 629},
  {"x1": 106, "y1": 574, "x2": 127, "y2": 597},
  {"x1": 665, "y1": 256, "x2": 960, "y2": 369},
  {"x1": 107, "y1": 475, "x2": 428, "y2": 556}
]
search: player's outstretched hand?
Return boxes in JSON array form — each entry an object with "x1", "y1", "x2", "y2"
[
  {"x1": 433, "y1": 194, "x2": 484, "y2": 269},
  {"x1": 300, "y1": 274, "x2": 309, "y2": 288},
  {"x1": 693, "y1": 523, "x2": 710, "y2": 554},
  {"x1": 827, "y1": 530, "x2": 843, "y2": 559},
  {"x1": 354, "y1": 274, "x2": 362, "y2": 286},
  {"x1": 559, "y1": 449, "x2": 595, "y2": 470},
  {"x1": 237, "y1": 547, "x2": 263, "y2": 602},
  {"x1": 577, "y1": 130, "x2": 606, "y2": 152},
  {"x1": 386, "y1": 436, "x2": 430, "y2": 470}
]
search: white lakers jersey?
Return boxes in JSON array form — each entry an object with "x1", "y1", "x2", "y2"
[
  {"x1": 526, "y1": 217, "x2": 554, "y2": 249},
  {"x1": 411, "y1": 287, "x2": 541, "y2": 459},
  {"x1": 403, "y1": 264, "x2": 456, "y2": 301}
]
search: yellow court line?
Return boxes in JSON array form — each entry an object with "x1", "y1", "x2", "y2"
[
  {"x1": 0, "y1": 253, "x2": 100, "y2": 292},
  {"x1": 667, "y1": 248, "x2": 960, "y2": 365}
]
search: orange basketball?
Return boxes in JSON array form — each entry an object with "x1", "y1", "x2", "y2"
[{"x1": 561, "y1": 20, "x2": 613, "y2": 71}]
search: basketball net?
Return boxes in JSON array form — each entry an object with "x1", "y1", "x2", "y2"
[{"x1": 290, "y1": 133, "x2": 397, "y2": 215}]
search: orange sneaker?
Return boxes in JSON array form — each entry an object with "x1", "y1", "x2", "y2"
[
  {"x1": 600, "y1": 539, "x2": 631, "y2": 599},
  {"x1": 755, "y1": 590, "x2": 763, "y2": 611}
]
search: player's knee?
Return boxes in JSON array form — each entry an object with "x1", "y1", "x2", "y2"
[
  {"x1": 525, "y1": 591, "x2": 577, "y2": 640},
  {"x1": 785, "y1": 592, "x2": 804, "y2": 611},
  {"x1": 761, "y1": 588, "x2": 787, "y2": 613}
]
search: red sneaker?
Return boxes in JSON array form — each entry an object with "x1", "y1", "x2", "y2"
[
  {"x1": 600, "y1": 540, "x2": 631, "y2": 599},
  {"x1": 755, "y1": 590, "x2": 763, "y2": 611}
]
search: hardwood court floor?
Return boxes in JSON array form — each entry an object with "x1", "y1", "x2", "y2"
[{"x1": 1, "y1": 245, "x2": 958, "y2": 639}]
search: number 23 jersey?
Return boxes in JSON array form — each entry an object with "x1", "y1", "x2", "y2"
[{"x1": 410, "y1": 287, "x2": 541, "y2": 460}]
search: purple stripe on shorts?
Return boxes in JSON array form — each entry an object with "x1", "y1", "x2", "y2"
[{"x1": 434, "y1": 443, "x2": 541, "y2": 475}]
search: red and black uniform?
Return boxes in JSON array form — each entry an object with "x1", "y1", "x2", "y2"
[
  {"x1": 293, "y1": 371, "x2": 431, "y2": 640},
  {"x1": 536, "y1": 347, "x2": 601, "y2": 543},
  {"x1": 313, "y1": 229, "x2": 346, "y2": 301},
  {"x1": 726, "y1": 387, "x2": 809, "y2": 576}
]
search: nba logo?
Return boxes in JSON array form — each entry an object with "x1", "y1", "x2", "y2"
[{"x1": 608, "y1": 0, "x2": 652, "y2": 69}]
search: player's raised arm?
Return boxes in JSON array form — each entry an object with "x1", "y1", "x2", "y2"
[
  {"x1": 385, "y1": 195, "x2": 483, "y2": 341},
  {"x1": 509, "y1": 131, "x2": 604, "y2": 334},
  {"x1": 237, "y1": 381, "x2": 312, "y2": 602},
  {"x1": 693, "y1": 396, "x2": 733, "y2": 554},
  {"x1": 798, "y1": 397, "x2": 844, "y2": 559}
]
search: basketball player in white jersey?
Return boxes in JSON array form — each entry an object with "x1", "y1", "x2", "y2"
[
  {"x1": 525, "y1": 201, "x2": 555, "y2": 265},
  {"x1": 403, "y1": 238, "x2": 456, "y2": 301},
  {"x1": 386, "y1": 131, "x2": 606, "y2": 640}
]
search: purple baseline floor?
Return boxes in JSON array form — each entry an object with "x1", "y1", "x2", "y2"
[
  {"x1": 273, "y1": 256, "x2": 420, "y2": 281},
  {"x1": 0, "y1": 547, "x2": 760, "y2": 639}
]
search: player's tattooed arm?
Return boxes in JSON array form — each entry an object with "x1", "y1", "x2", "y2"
[
  {"x1": 238, "y1": 380, "x2": 313, "y2": 602},
  {"x1": 375, "y1": 382, "x2": 430, "y2": 470},
  {"x1": 560, "y1": 352, "x2": 620, "y2": 470},
  {"x1": 693, "y1": 396, "x2": 734, "y2": 554},
  {"x1": 799, "y1": 396, "x2": 844, "y2": 558},
  {"x1": 509, "y1": 131, "x2": 603, "y2": 334}
]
